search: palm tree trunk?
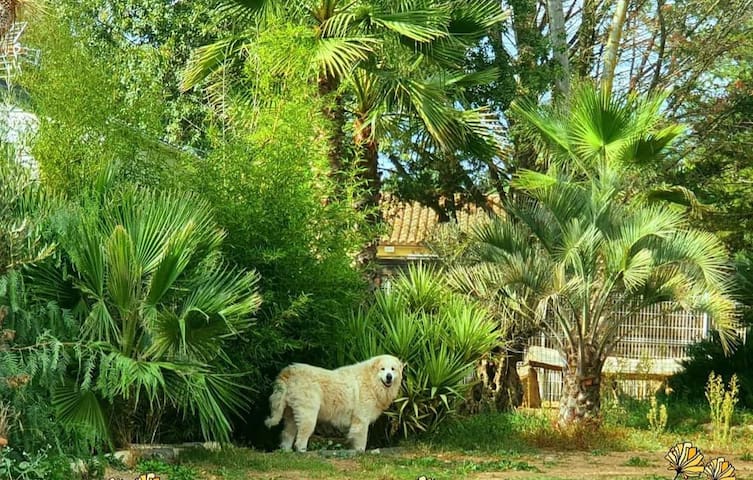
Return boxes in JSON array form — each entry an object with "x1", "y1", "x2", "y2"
[
  {"x1": 558, "y1": 345, "x2": 603, "y2": 426},
  {"x1": 353, "y1": 116, "x2": 381, "y2": 222},
  {"x1": 318, "y1": 75, "x2": 347, "y2": 178},
  {"x1": 494, "y1": 343, "x2": 525, "y2": 411},
  {"x1": 546, "y1": 0, "x2": 570, "y2": 96},
  {"x1": 601, "y1": 0, "x2": 630, "y2": 97},
  {"x1": 0, "y1": 0, "x2": 16, "y2": 38},
  {"x1": 353, "y1": 115, "x2": 382, "y2": 275}
]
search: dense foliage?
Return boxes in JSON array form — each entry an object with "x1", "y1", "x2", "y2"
[
  {"x1": 23, "y1": 15, "x2": 179, "y2": 196},
  {"x1": 0, "y1": 0, "x2": 750, "y2": 465},
  {"x1": 340, "y1": 265, "x2": 499, "y2": 439},
  {"x1": 667, "y1": 330, "x2": 753, "y2": 410}
]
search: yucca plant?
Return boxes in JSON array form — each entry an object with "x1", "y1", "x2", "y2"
[
  {"x1": 27, "y1": 188, "x2": 262, "y2": 446},
  {"x1": 341, "y1": 264, "x2": 499, "y2": 437}
]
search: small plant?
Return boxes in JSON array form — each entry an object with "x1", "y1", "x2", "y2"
[
  {"x1": 647, "y1": 396, "x2": 669, "y2": 435},
  {"x1": 624, "y1": 456, "x2": 651, "y2": 467},
  {"x1": 705, "y1": 372, "x2": 739, "y2": 442},
  {"x1": 740, "y1": 451, "x2": 753, "y2": 461},
  {"x1": 0, "y1": 446, "x2": 56, "y2": 480}
]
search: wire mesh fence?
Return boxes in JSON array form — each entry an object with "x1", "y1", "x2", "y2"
[{"x1": 519, "y1": 304, "x2": 745, "y2": 404}]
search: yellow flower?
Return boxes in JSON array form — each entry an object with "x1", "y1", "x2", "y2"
[
  {"x1": 665, "y1": 442, "x2": 705, "y2": 478},
  {"x1": 704, "y1": 457, "x2": 736, "y2": 480}
]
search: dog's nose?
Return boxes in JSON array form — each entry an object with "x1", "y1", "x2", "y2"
[{"x1": 386, "y1": 373, "x2": 393, "y2": 382}]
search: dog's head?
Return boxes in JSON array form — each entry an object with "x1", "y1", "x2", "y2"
[{"x1": 373, "y1": 354, "x2": 404, "y2": 389}]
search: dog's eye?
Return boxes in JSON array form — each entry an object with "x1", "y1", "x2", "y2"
[{"x1": 381, "y1": 367, "x2": 385, "y2": 371}]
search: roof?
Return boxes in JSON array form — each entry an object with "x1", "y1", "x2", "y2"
[{"x1": 378, "y1": 194, "x2": 503, "y2": 260}]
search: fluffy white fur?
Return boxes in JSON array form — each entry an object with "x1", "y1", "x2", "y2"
[{"x1": 264, "y1": 354, "x2": 404, "y2": 452}]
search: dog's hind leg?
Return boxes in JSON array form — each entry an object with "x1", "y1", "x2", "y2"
[
  {"x1": 280, "y1": 407, "x2": 296, "y2": 452},
  {"x1": 293, "y1": 407, "x2": 317, "y2": 453}
]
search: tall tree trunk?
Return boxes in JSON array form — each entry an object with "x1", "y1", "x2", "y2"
[
  {"x1": 558, "y1": 344, "x2": 604, "y2": 426},
  {"x1": 353, "y1": 116, "x2": 381, "y2": 224},
  {"x1": 546, "y1": 0, "x2": 570, "y2": 96},
  {"x1": 494, "y1": 342, "x2": 525, "y2": 411},
  {"x1": 648, "y1": 0, "x2": 667, "y2": 92},
  {"x1": 576, "y1": 0, "x2": 598, "y2": 77},
  {"x1": 318, "y1": 74, "x2": 347, "y2": 178},
  {"x1": 353, "y1": 115, "x2": 382, "y2": 277},
  {"x1": 0, "y1": 0, "x2": 16, "y2": 38},
  {"x1": 601, "y1": 0, "x2": 630, "y2": 97}
]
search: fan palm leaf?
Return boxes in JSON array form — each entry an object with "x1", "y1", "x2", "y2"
[{"x1": 35, "y1": 189, "x2": 262, "y2": 444}]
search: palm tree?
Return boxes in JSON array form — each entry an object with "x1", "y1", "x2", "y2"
[
  {"x1": 30, "y1": 188, "x2": 261, "y2": 444},
  {"x1": 181, "y1": 0, "x2": 506, "y2": 221},
  {"x1": 461, "y1": 83, "x2": 738, "y2": 425},
  {"x1": 443, "y1": 228, "x2": 555, "y2": 411}
]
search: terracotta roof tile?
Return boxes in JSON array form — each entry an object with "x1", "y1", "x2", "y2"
[{"x1": 380, "y1": 194, "x2": 503, "y2": 247}]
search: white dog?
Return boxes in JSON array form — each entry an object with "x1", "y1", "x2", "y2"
[{"x1": 264, "y1": 354, "x2": 404, "y2": 452}]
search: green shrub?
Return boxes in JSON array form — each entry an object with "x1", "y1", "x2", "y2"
[
  {"x1": 667, "y1": 330, "x2": 753, "y2": 409},
  {"x1": 23, "y1": 12, "x2": 179, "y2": 196},
  {"x1": 0, "y1": 153, "x2": 90, "y2": 454},
  {"x1": 0, "y1": 447, "x2": 77, "y2": 480},
  {"x1": 25, "y1": 188, "x2": 261, "y2": 446},
  {"x1": 340, "y1": 264, "x2": 499, "y2": 438}
]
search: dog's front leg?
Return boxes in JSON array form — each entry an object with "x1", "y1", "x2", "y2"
[{"x1": 347, "y1": 417, "x2": 369, "y2": 452}]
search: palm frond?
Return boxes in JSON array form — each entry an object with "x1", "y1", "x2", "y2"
[
  {"x1": 368, "y1": 9, "x2": 450, "y2": 43},
  {"x1": 145, "y1": 220, "x2": 201, "y2": 307},
  {"x1": 105, "y1": 225, "x2": 141, "y2": 316},
  {"x1": 52, "y1": 384, "x2": 110, "y2": 445},
  {"x1": 216, "y1": 0, "x2": 280, "y2": 25},
  {"x1": 313, "y1": 37, "x2": 378, "y2": 79},
  {"x1": 180, "y1": 36, "x2": 250, "y2": 92},
  {"x1": 178, "y1": 371, "x2": 250, "y2": 442}
]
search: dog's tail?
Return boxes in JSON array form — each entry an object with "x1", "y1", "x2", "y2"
[{"x1": 264, "y1": 371, "x2": 289, "y2": 428}]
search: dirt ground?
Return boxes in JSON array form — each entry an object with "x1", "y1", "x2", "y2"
[{"x1": 476, "y1": 450, "x2": 753, "y2": 479}]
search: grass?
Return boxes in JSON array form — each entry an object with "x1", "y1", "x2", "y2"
[
  {"x1": 137, "y1": 403, "x2": 753, "y2": 480},
  {"x1": 179, "y1": 448, "x2": 339, "y2": 479},
  {"x1": 421, "y1": 408, "x2": 661, "y2": 453}
]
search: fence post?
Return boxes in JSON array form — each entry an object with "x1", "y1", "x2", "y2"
[{"x1": 702, "y1": 312, "x2": 710, "y2": 339}]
